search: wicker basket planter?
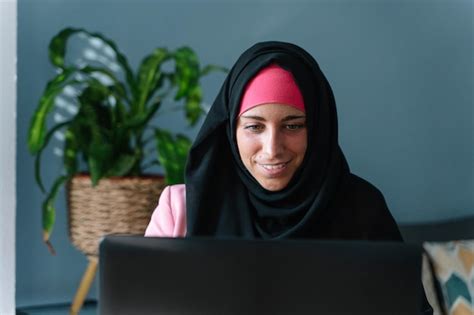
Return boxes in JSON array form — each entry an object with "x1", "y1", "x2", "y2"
[{"x1": 67, "y1": 174, "x2": 166, "y2": 257}]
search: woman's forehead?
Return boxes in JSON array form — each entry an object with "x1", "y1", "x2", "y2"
[{"x1": 238, "y1": 103, "x2": 306, "y2": 119}]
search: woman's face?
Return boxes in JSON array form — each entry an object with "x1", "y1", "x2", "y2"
[{"x1": 236, "y1": 103, "x2": 307, "y2": 191}]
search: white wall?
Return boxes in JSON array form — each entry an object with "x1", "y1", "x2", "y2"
[{"x1": 0, "y1": 1, "x2": 17, "y2": 314}]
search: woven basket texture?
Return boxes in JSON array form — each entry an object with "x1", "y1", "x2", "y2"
[{"x1": 67, "y1": 175, "x2": 166, "y2": 257}]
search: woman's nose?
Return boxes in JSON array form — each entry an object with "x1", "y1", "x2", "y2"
[{"x1": 262, "y1": 129, "x2": 284, "y2": 158}]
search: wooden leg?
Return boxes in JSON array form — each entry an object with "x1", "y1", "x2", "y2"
[{"x1": 70, "y1": 256, "x2": 98, "y2": 315}]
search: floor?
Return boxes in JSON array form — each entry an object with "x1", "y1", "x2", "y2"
[{"x1": 16, "y1": 300, "x2": 97, "y2": 315}]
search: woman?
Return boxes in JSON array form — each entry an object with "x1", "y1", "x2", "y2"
[
  {"x1": 145, "y1": 41, "x2": 402, "y2": 240},
  {"x1": 146, "y1": 41, "x2": 432, "y2": 314}
]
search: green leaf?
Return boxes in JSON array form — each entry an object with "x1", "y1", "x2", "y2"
[
  {"x1": 48, "y1": 28, "x2": 79, "y2": 68},
  {"x1": 88, "y1": 143, "x2": 112, "y2": 186},
  {"x1": 88, "y1": 156, "x2": 102, "y2": 185},
  {"x1": 135, "y1": 48, "x2": 170, "y2": 114},
  {"x1": 155, "y1": 129, "x2": 191, "y2": 184},
  {"x1": 48, "y1": 27, "x2": 137, "y2": 97},
  {"x1": 63, "y1": 128, "x2": 78, "y2": 176},
  {"x1": 81, "y1": 65, "x2": 128, "y2": 100},
  {"x1": 42, "y1": 175, "x2": 68, "y2": 251},
  {"x1": 105, "y1": 154, "x2": 138, "y2": 177},
  {"x1": 27, "y1": 69, "x2": 77, "y2": 154},
  {"x1": 173, "y1": 46, "x2": 200, "y2": 101},
  {"x1": 184, "y1": 85, "x2": 203, "y2": 126},
  {"x1": 123, "y1": 97, "x2": 162, "y2": 131},
  {"x1": 85, "y1": 129, "x2": 114, "y2": 186},
  {"x1": 67, "y1": 116, "x2": 92, "y2": 160},
  {"x1": 113, "y1": 99, "x2": 128, "y2": 125},
  {"x1": 33, "y1": 120, "x2": 72, "y2": 193},
  {"x1": 200, "y1": 64, "x2": 229, "y2": 76}
]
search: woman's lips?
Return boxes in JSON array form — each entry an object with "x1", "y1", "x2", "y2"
[{"x1": 257, "y1": 162, "x2": 289, "y2": 177}]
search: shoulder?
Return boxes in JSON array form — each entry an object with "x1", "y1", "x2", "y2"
[
  {"x1": 344, "y1": 174, "x2": 386, "y2": 205},
  {"x1": 164, "y1": 184, "x2": 186, "y2": 204},
  {"x1": 144, "y1": 184, "x2": 187, "y2": 237},
  {"x1": 153, "y1": 184, "x2": 186, "y2": 212},
  {"x1": 329, "y1": 173, "x2": 386, "y2": 218},
  {"x1": 336, "y1": 173, "x2": 403, "y2": 241}
]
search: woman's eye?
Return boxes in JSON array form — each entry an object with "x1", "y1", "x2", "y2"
[
  {"x1": 286, "y1": 123, "x2": 305, "y2": 130},
  {"x1": 244, "y1": 124, "x2": 264, "y2": 132}
]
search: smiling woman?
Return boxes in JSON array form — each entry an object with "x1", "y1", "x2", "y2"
[
  {"x1": 145, "y1": 41, "x2": 404, "y2": 241},
  {"x1": 144, "y1": 41, "x2": 433, "y2": 313}
]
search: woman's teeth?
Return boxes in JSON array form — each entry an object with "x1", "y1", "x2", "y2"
[{"x1": 261, "y1": 163, "x2": 287, "y2": 170}]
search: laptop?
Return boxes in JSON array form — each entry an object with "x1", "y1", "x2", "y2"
[{"x1": 99, "y1": 235, "x2": 424, "y2": 315}]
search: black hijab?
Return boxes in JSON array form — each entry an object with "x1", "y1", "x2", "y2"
[{"x1": 185, "y1": 41, "x2": 350, "y2": 239}]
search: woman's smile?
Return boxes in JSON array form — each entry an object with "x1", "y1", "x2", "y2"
[{"x1": 258, "y1": 161, "x2": 289, "y2": 176}]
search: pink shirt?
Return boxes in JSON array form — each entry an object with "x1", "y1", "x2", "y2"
[{"x1": 145, "y1": 184, "x2": 187, "y2": 237}]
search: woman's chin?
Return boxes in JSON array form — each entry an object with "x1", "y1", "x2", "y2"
[{"x1": 258, "y1": 178, "x2": 290, "y2": 192}]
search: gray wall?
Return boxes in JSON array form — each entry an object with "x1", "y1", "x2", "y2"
[{"x1": 17, "y1": 0, "x2": 473, "y2": 306}]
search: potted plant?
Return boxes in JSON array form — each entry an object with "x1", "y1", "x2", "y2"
[{"x1": 27, "y1": 27, "x2": 226, "y2": 255}]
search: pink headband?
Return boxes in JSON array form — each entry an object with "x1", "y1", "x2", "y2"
[{"x1": 238, "y1": 63, "x2": 305, "y2": 116}]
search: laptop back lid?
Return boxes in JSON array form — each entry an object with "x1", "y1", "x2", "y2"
[{"x1": 99, "y1": 236, "x2": 423, "y2": 315}]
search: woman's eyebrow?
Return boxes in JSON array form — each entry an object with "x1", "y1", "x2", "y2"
[
  {"x1": 239, "y1": 115, "x2": 265, "y2": 121},
  {"x1": 282, "y1": 115, "x2": 306, "y2": 122}
]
